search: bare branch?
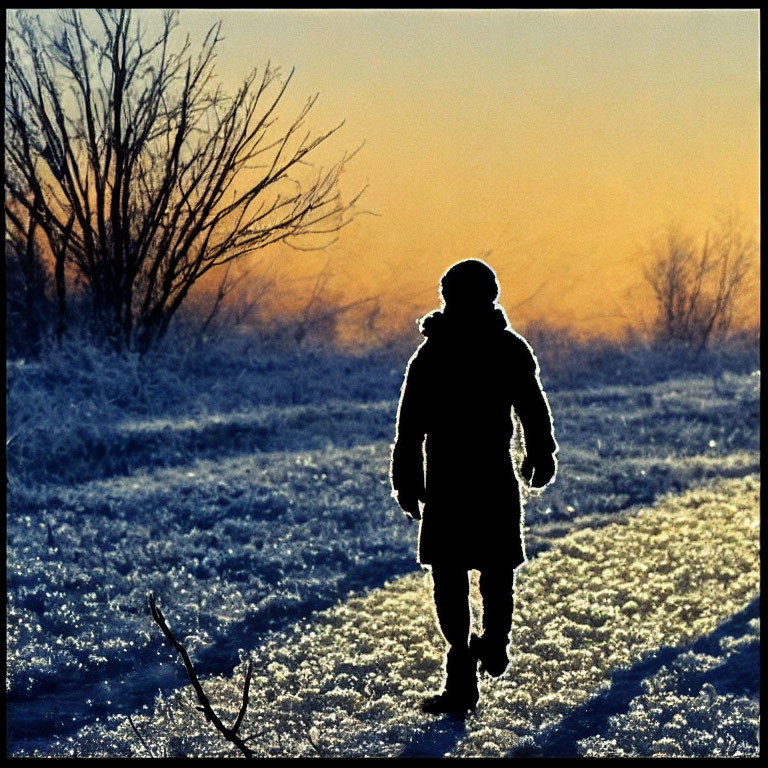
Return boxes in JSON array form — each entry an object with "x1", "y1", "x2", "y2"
[
  {"x1": 231, "y1": 662, "x2": 254, "y2": 736},
  {"x1": 127, "y1": 714, "x2": 154, "y2": 758},
  {"x1": 303, "y1": 713, "x2": 328, "y2": 757},
  {"x1": 148, "y1": 593, "x2": 254, "y2": 758}
]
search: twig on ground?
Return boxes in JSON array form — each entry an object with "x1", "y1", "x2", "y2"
[
  {"x1": 127, "y1": 714, "x2": 154, "y2": 757},
  {"x1": 149, "y1": 592, "x2": 255, "y2": 758},
  {"x1": 303, "y1": 712, "x2": 328, "y2": 757}
]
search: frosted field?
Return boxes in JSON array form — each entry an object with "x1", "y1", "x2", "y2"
[{"x1": 5, "y1": 346, "x2": 760, "y2": 757}]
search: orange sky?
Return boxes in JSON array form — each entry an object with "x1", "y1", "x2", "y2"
[{"x1": 141, "y1": 10, "x2": 761, "y2": 339}]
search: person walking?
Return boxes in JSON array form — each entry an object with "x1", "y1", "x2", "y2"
[{"x1": 390, "y1": 259, "x2": 557, "y2": 715}]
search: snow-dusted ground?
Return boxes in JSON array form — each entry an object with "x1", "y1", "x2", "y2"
[
  {"x1": 12, "y1": 476, "x2": 759, "y2": 757},
  {"x1": 5, "y1": 344, "x2": 760, "y2": 756}
]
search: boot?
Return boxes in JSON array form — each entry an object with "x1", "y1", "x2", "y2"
[
  {"x1": 469, "y1": 632, "x2": 509, "y2": 678},
  {"x1": 421, "y1": 646, "x2": 479, "y2": 715}
]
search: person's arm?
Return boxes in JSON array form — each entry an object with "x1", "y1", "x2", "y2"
[
  {"x1": 511, "y1": 339, "x2": 558, "y2": 488},
  {"x1": 390, "y1": 350, "x2": 427, "y2": 519}
]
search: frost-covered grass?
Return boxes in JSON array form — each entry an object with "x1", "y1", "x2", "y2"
[
  {"x1": 5, "y1": 341, "x2": 760, "y2": 756},
  {"x1": 577, "y1": 622, "x2": 760, "y2": 758},
  {"x1": 5, "y1": 340, "x2": 406, "y2": 486},
  {"x1": 7, "y1": 446, "x2": 411, "y2": 698},
  {"x1": 6, "y1": 338, "x2": 758, "y2": 488},
  {"x1": 523, "y1": 373, "x2": 759, "y2": 549},
  {"x1": 22, "y1": 475, "x2": 758, "y2": 758}
]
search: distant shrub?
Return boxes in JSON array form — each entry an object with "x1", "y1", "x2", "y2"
[{"x1": 518, "y1": 323, "x2": 758, "y2": 390}]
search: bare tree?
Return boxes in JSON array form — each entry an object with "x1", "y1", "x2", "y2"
[
  {"x1": 5, "y1": 202, "x2": 49, "y2": 355},
  {"x1": 5, "y1": 9, "x2": 362, "y2": 352},
  {"x1": 643, "y1": 217, "x2": 756, "y2": 351}
]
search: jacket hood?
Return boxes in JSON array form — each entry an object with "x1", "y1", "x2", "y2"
[{"x1": 419, "y1": 304, "x2": 509, "y2": 339}]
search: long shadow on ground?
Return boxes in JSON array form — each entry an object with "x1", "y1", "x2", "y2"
[
  {"x1": 400, "y1": 715, "x2": 469, "y2": 758},
  {"x1": 508, "y1": 595, "x2": 760, "y2": 758}
]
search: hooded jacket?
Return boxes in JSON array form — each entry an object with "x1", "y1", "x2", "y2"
[{"x1": 390, "y1": 304, "x2": 557, "y2": 569}]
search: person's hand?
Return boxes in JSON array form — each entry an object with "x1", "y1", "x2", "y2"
[
  {"x1": 521, "y1": 453, "x2": 556, "y2": 488},
  {"x1": 521, "y1": 455, "x2": 535, "y2": 484},
  {"x1": 396, "y1": 491, "x2": 421, "y2": 520}
]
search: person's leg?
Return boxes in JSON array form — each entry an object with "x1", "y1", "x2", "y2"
[
  {"x1": 431, "y1": 564, "x2": 470, "y2": 650},
  {"x1": 423, "y1": 564, "x2": 477, "y2": 714},
  {"x1": 479, "y1": 565, "x2": 515, "y2": 640},
  {"x1": 474, "y1": 565, "x2": 515, "y2": 677}
]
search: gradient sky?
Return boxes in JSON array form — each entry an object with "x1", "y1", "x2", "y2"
[{"x1": 104, "y1": 10, "x2": 766, "y2": 337}]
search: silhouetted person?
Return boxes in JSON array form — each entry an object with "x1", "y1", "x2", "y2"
[{"x1": 390, "y1": 259, "x2": 557, "y2": 715}]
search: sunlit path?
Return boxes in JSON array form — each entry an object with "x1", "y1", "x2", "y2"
[{"x1": 47, "y1": 474, "x2": 758, "y2": 757}]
